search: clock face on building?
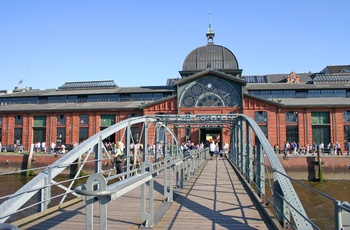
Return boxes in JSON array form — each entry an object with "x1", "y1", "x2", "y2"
[{"x1": 180, "y1": 76, "x2": 240, "y2": 108}]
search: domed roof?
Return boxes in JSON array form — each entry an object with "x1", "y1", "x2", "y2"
[
  {"x1": 182, "y1": 23, "x2": 239, "y2": 72},
  {"x1": 182, "y1": 44, "x2": 239, "y2": 71}
]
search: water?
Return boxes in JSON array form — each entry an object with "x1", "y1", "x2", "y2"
[
  {"x1": 0, "y1": 174, "x2": 80, "y2": 223},
  {"x1": 0, "y1": 175, "x2": 349, "y2": 228},
  {"x1": 293, "y1": 180, "x2": 350, "y2": 229}
]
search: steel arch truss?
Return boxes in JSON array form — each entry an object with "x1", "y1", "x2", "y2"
[{"x1": 0, "y1": 116, "x2": 179, "y2": 223}]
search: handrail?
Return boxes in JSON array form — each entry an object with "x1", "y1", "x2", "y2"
[
  {"x1": 73, "y1": 148, "x2": 208, "y2": 229},
  {"x1": 229, "y1": 114, "x2": 350, "y2": 230}
]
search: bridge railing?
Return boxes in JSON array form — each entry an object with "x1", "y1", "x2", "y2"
[
  {"x1": 229, "y1": 114, "x2": 350, "y2": 230},
  {"x1": 0, "y1": 116, "x2": 182, "y2": 224},
  {"x1": 74, "y1": 148, "x2": 208, "y2": 229}
]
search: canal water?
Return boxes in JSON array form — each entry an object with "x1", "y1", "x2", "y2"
[
  {"x1": 292, "y1": 180, "x2": 350, "y2": 229},
  {"x1": 0, "y1": 175, "x2": 349, "y2": 229}
]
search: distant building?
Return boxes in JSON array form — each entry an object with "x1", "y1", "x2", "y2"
[{"x1": 1, "y1": 24, "x2": 350, "y2": 152}]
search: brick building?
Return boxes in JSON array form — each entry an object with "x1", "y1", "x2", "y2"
[{"x1": 1, "y1": 24, "x2": 350, "y2": 152}]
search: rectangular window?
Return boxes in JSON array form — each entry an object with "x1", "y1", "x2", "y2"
[
  {"x1": 100, "y1": 115, "x2": 115, "y2": 127},
  {"x1": 79, "y1": 114, "x2": 89, "y2": 124},
  {"x1": 57, "y1": 115, "x2": 66, "y2": 125},
  {"x1": 79, "y1": 127, "x2": 89, "y2": 143},
  {"x1": 260, "y1": 91, "x2": 271, "y2": 98},
  {"x1": 344, "y1": 126, "x2": 350, "y2": 142},
  {"x1": 308, "y1": 90, "x2": 321, "y2": 98},
  {"x1": 131, "y1": 126, "x2": 139, "y2": 142},
  {"x1": 343, "y1": 111, "x2": 350, "y2": 122},
  {"x1": 120, "y1": 94, "x2": 131, "y2": 101},
  {"x1": 34, "y1": 116, "x2": 46, "y2": 127},
  {"x1": 254, "y1": 111, "x2": 267, "y2": 123},
  {"x1": 185, "y1": 126, "x2": 191, "y2": 142},
  {"x1": 311, "y1": 112, "x2": 330, "y2": 124},
  {"x1": 38, "y1": 96, "x2": 48, "y2": 104},
  {"x1": 56, "y1": 128, "x2": 66, "y2": 145},
  {"x1": 77, "y1": 95, "x2": 88, "y2": 103},
  {"x1": 15, "y1": 115, "x2": 23, "y2": 125},
  {"x1": 334, "y1": 90, "x2": 346, "y2": 97},
  {"x1": 260, "y1": 125, "x2": 268, "y2": 137},
  {"x1": 286, "y1": 126, "x2": 299, "y2": 143},
  {"x1": 14, "y1": 128, "x2": 22, "y2": 144},
  {"x1": 0, "y1": 116, "x2": 2, "y2": 126},
  {"x1": 295, "y1": 91, "x2": 308, "y2": 98},
  {"x1": 67, "y1": 95, "x2": 78, "y2": 103},
  {"x1": 283, "y1": 90, "x2": 295, "y2": 98}
]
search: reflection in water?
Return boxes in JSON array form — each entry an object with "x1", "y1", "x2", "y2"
[{"x1": 0, "y1": 175, "x2": 349, "y2": 228}]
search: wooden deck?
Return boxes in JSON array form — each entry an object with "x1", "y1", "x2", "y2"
[{"x1": 17, "y1": 158, "x2": 275, "y2": 229}]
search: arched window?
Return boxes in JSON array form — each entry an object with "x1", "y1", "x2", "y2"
[
  {"x1": 254, "y1": 111, "x2": 267, "y2": 123},
  {"x1": 180, "y1": 76, "x2": 240, "y2": 108},
  {"x1": 286, "y1": 111, "x2": 298, "y2": 123},
  {"x1": 343, "y1": 111, "x2": 350, "y2": 122}
]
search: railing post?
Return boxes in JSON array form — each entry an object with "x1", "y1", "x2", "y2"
[
  {"x1": 95, "y1": 136, "x2": 103, "y2": 173},
  {"x1": 141, "y1": 161, "x2": 154, "y2": 227},
  {"x1": 256, "y1": 141, "x2": 265, "y2": 197},
  {"x1": 84, "y1": 173, "x2": 109, "y2": 230},
  {"x1": 126, "y1": 123, "x2": 132, "y2": 178},
  {"x1": 187, "y1": 158, "x2": 191, "y2": 180},
  {"x1": 163, "y1": 126, "x2": 168, "y2": 157},
  {"x1": 335, "y1": 200, "x2": 342, "y2": 230},
  {"x1": 246, "y1": 123, "x2": 253, "y2": 182},
  {"x1": 155, "y1": 123, "x2": 160, "y2": 163},
  {"x1": 163, "y1": 156, "x2": 173, "y2": 202},
  {"x1": 143, "y1": 121, "x2": 149, "y2": 163},
  {"x1": 239, "y1": 118, "x2": 243, "y2": 172},
  {"x1": 178, "y1": 155, "x2": 184, "y2": 188},
  {"x1": 38, "y1": 165, "x2": 52, "y2": 212}
]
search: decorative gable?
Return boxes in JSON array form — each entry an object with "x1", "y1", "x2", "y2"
[{"x1": 177, "y1": 71, "x2": 243, "y2": 108}]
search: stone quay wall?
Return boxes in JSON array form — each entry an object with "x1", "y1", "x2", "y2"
[{"x1": 0, "y1": 153, "x2": 349, "y2": 180}]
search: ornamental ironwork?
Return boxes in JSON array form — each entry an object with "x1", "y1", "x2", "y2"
[{"x1": 180, "y1": 76, "x2": 240, "y2": 108}]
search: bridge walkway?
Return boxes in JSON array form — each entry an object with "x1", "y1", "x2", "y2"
[
  {"x1": 17, "y1": 158, "x2": 275, "y2": 230},
  {"x1": 154, "y1": 157, "x2": 274, "y2": 229}
]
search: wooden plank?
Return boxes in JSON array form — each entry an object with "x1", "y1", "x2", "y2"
[
  {"x1": 154, "y1": 158, "x2": 271, "y2": 230},
  {"x1": 18, "y1": 158, "x2": 273, "y2": 229}
]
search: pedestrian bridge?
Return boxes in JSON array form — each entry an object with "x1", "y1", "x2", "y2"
[{"x1": 0, "y1": 115, "x2": 349, "y2": 230}]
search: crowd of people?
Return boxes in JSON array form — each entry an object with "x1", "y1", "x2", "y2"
[
  {"x1": 108, "y1": 139, "x2": 231, "y2": 180},
  {"x1": 180, "y1": 140, "x2": 229, "y2": 160},
  {"x1": 274, "y1": 141, "x2": 350, "y2": 156}
]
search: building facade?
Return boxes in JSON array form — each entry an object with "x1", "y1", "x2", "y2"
[{"x1": 1, "y1": 25, "x2": 350, "y2": 152}]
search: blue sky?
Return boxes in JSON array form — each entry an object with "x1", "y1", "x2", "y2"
[{"x1": 1, "y1": 1, "x2": 349, "y2": 90}]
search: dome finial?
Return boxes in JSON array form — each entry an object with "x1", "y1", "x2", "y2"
[{"x1": 206, "y1": 11, "x2": 215, "y2": 44}]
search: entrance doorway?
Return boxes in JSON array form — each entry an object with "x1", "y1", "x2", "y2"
[{"x1": 199, "y1": 127, "x2": 222, "y2": 149}]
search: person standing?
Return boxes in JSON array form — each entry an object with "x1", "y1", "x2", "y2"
[
  {"x1": 320, "y1": 142, "x2": 324, "y2": 155},
  {"x1": 214, "y1": 142, "x2": 219, "y2": 159},
  {"x1": 42, "y1": 142, "x2": 46, "y2": 153},
  {"x1": 50, "y1": 142, "x2": 56, "y2": 154},
  {"x1": 114, "y1": 141, "x2": 125, "y2": 180},
  {"x1": 209, "y1": 141, "x2": 216, "y2": 159}
]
